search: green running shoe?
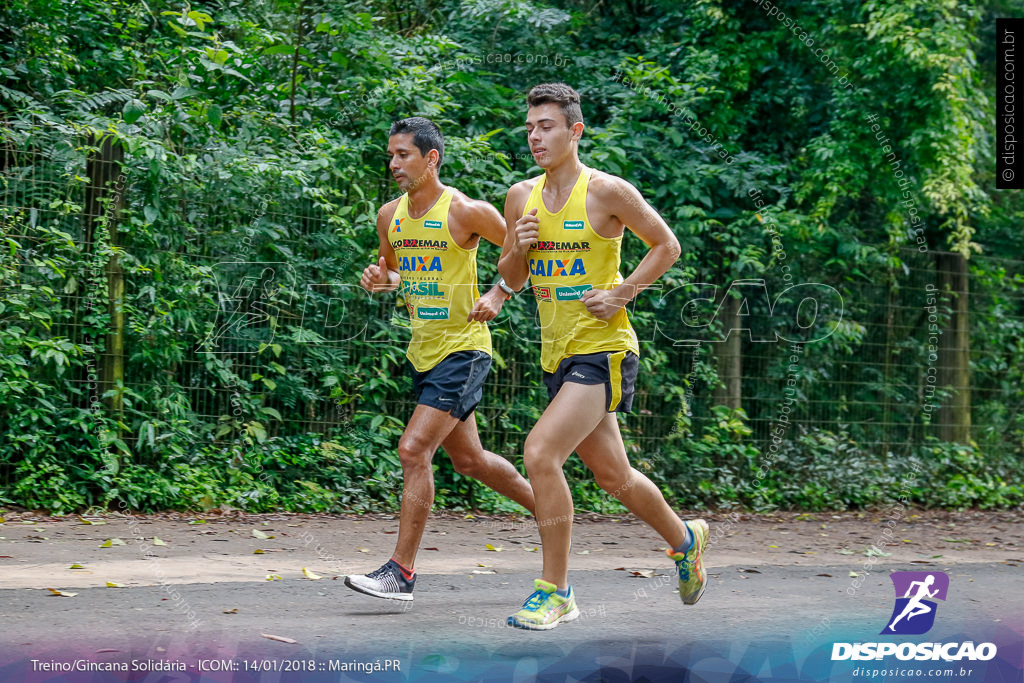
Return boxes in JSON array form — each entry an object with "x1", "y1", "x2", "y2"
[
  {"x1": 507, "y1": 579, "x2": 580, "y2": 630},
  {"x1": 666, "y1": 519, "x2": 709, "y2": 604}
]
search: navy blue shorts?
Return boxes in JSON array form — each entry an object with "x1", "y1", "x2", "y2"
[
  {"x1": 543, "y1": 350, "x2": 639, "y2": 413},
  {"x1": 409, "y1": 350, "x2": 492, "y2": 421}
]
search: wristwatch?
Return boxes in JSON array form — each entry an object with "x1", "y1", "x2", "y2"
[{"x1": 497, "y1": 278, "x2": 516, "y2": 298}]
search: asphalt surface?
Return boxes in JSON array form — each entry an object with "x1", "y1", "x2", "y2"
[{"x1": 1, "y1": 511, "x2": 1021, "y2": 682}]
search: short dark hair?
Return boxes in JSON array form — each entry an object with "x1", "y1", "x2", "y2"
[
  {"x1": 527, "y1": 83, "x2": 583, "y2": 128},
  {"x1": 389, "y1": 117, "x2": 444, "y2": 166}
]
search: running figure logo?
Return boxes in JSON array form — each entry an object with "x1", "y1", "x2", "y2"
[{"x1": 881, "y1": 571, "x2": 949, "y2": 635}]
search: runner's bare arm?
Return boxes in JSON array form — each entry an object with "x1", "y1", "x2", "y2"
[
  {"x1": 359, "y1": 202, "x2": 402, "y2": 293},
  {"x1": 454, "y1": 197, "x2": 512, "y2": 322},
  {"x1": 580, "y1": 176, "x2": 680, "y2": 319},
  {"x1": 497, "y1": 182, "x2": 536, "y2": 293}
]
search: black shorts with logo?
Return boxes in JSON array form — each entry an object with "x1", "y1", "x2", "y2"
[
  {"x1": 542, "y1": 350, "x2": 639, "y2": 413},
  {"x1": 409, "y1": 350, "x2": 492, "y2": 421}
]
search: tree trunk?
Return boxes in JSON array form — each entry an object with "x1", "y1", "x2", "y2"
[
  {"x1": 83, "y1": 134, "x2": 126, "y2": 424},
  {"x1": 712, "y1": 293, "x2": 742, "y2": 411},
  {"x1": 935, "y1": 251, "x2": 970, "y2": 444}
]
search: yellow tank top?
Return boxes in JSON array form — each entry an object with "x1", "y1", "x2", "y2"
[
  {"x1": 390, "y1": 188, "x2": 491, "y2": 372},
  {"x1": 524, "y1": 167, "x2": 639, "y2": 372}
]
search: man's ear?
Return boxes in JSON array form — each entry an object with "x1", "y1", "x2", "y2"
[
  {"x1": 427, "y1": 148, "x2": 441, "y2": 169},
  {"x1": 571, "y1": 121, "x2": 585, "y2": 142}
]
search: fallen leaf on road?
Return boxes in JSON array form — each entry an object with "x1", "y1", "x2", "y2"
[
  {"x1": 78, "y1": 517, "x2": 106, "y2": 525},
  {"x1": 302, "y1": 567, "x2": 322, "y2": 580},
  {"x1": 188, "y1": 520, "x2": 206, "y2": 525},
  {"x1": 524, "y1": 547, "x2": 538, "y2": 552},
  {"x1": 848, "y1": 571, "x2": 861, "y2": 577},
  {"x1": 253, "y1": 549, "x2": 265, "y2": 554},
  {"x1": 260, "y1": 633, "x2": 297, "y2": 644},
  {"x1": 223, "y1": 608, "x2": 238, "y2": 614},
  {"x1": 95, "y1": 649, "x2": 119, "y2": 654},
  {"x1": 576, "y1": 550, "x2": 590, "y2": 555},
  {"x1": 356, "y1": 547, "x2": 370, "y2": 553},
  {"x1": 152, "y1": 537, "x2": 167, "y2": 546},
  {"x1": 252, "y1": 529, "x2": 271, "y2": 539},
  {"x1": 464, "y1": 515, "x2": 475, "y2": 519},
  {"x1": 472, "y1": 570, "x2": 496, "y2": 574},
  {"x1": 614, "y1": 567, "x2": 626, "y2": 571},
  {"x1": 816, "y1": 573, "x2": 833, "y2": 577},
  {"x1": 47, "y1": 588, "x2": 78, "y2": 597},
  {"x1": 106, "y1": 582, "x2": 125, "y2": 588},
  {"x1": 265, "y1": 574, "x2": 283, "y2": 581},
  {"x1": 99, "y1": 539, "x2": 127, "y2": 547},
  {"x1": 423, "y1": 547, "x2": 439, "y2": 551},
  {"x1": 630, "y1": 570, "x2": 657, "y2": 578},
  {"x1": 485, "y1": 544, "x2": 503, "y2": 552},
  {"x1": 476, "y1": 563, "x2": 491, "y2": 567},
  {"x1": 68, "y1": 564, "x2": 85, "y2": 569}
]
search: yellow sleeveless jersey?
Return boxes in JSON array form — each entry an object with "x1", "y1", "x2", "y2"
[
  {"x1": 524, "y1": 167, "x2": 639, "y2": 373},
  {"x1": 390, "y1": 188, "x2": 491, "y2": 372}
]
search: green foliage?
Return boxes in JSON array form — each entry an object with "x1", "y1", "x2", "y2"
[{"x1": 1, "y1": 0, "x2": 1021, "y2": 515}]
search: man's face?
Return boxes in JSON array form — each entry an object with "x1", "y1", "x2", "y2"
[
  {"x1": 525, "y1": 102, "x2": 581, "y2": 168},
  {"x1": 387, "y1": 133, "x2": 434, "y2": 191}
]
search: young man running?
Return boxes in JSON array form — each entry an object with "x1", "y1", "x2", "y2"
[
  {"x1": 346, "y1": 117, "x2": 536, "y2": 602},
  {"x1": 497, "y1": 84, "x2": 708, "y2": 629}
]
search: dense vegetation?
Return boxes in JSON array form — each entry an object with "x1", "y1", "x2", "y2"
[{"x1": 1, "y1": 0, "x2": 1021, "y2": 515}]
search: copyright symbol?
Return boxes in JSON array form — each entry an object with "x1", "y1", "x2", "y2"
[{"x1": 1003, "y1": 169, "x2": 1015, "y2": 182}]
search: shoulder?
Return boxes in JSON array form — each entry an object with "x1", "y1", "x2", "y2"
[
  {"x1": 377, "y1": 197, "x2": 402, "y2": 224},
  {"x1": 504, "y1": 176, "x2": 542, "y2": 212},
  {"x1": 509, "y1": 175, "x2": 542, "y2": 197},
  {"x1": 447, "y1": 187, "x2": 501, "y2": 222},
  {"x1": 586, "y1": 169, "x2": 638, "y2": 200}
]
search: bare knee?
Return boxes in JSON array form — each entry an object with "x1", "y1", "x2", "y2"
[
  {"x1": 450, "y1": 450, "x2": 485, "y2": 479},
  {"x1": 397, "y1": 437, "x2": 433, "y2": 472},
  {"x1": 594, "y1": 468, "x2": 632, "y2": 497},
  {"x1": 523, "y1": 438, "x2": 561, "y2": 479}
]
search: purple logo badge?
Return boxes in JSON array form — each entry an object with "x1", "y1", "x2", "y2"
[{"x1": 881, "y1": 571, "x2": 949, "y2": 635}]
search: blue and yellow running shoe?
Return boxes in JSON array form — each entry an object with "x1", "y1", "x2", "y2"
[
  {"x1": 666, "y1": 519, "x2": 709, "y2": 604},
  {"x1": 507, "y1": 579, "x2": 580, "y2": 630}
]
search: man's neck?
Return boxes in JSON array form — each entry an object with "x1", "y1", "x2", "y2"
[
  {"x1": 406, "y1": 175, "x2": 446, "y2": 218},
  {"x1": 543, "y1": 155, "x2": 585, "y2": 195}
]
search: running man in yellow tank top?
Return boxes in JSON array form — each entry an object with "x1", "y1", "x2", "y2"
[
  {"x1": 498, "y1": 84, "x2": 709, "y2": 630},
  {"x1": 346, "y1": 117, "x2": 535, "y2": 602}
]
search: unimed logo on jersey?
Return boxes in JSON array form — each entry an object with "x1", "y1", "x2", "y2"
[
  {"x1": 424, "y1": 220, "x2": 442, "y2": 229},
  {"x1": 563, "y1": 220, "x2": 584, "y2": 230},
  {"x1": 882, "y1": 571, "x2": 949, "y2": 635}
]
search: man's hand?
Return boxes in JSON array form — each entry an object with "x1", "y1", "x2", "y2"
[
  {"x1": 360, "y1": 256, "x2": 392, "y2": 293},
  {"x1": 580, "y1": 286, "x2": 632, "y2": 320},
  {"x1": 468, "y1": 286, "x2": 508, "y2": 322},
  {"x1": 511, "y1": 207, "x2": 539, "y2": 255}
]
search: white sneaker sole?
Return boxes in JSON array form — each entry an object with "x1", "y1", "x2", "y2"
[
  {"x1": 507, "y1": 605, "x2": 580, "y2": 630},
  {"x1": 344, "y1": 575, "x2": 414, "y2": 601}
]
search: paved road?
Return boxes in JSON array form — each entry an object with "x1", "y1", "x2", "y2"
[{"x1": 1, "y1": 563, "x2": 1020, "y2": 682}]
